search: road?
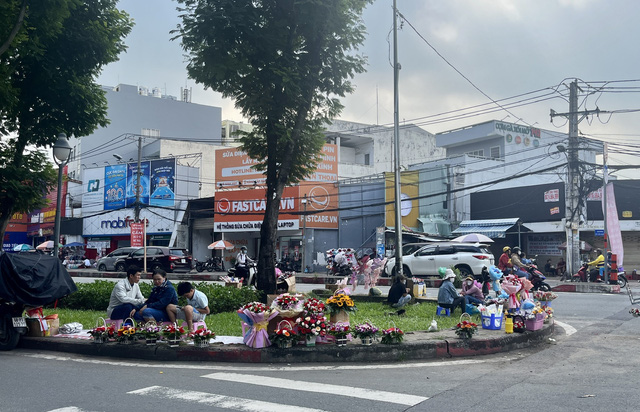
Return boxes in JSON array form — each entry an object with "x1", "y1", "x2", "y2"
[{"x1": 1, "y1": 290, "x2": 639, "y2": 411}]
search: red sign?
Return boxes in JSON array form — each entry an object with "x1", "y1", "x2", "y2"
[
  {"x1": 130, "y1": 223, "x2": 145, "y2": 247},
  {"x1": 550, "y1": 207, "x2": 560, "y2": 215},
  {"x1": 544, "y1": 189, "x2": 559, "y2": 202}
]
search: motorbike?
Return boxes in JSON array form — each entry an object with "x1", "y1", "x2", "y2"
[
  {"x1": 571, "y1": 263, "x2": 589, "y2": 282},
  {"x1": 195, "y1": 256, "x2": 224, "y2": 272},
  {"x1": 571, "y1": 262, "x2": 628, "y2": 288},
  {"x1": 0, "y1": 252, "x2": 77, "y2": 351},
  {"x1": 228, "y1": 262, "x2": 257, "y2": 287},
  {"x1": 526, "y1": 264, "x2": 551, "y2": 291}
]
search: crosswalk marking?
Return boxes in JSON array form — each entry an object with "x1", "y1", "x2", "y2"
[
  {"x1": 128, "y1": 386, "x2": 329, "y2": 412},
  {"x1": 202, "y1": 372, "x2": 429, "y2": 406}
]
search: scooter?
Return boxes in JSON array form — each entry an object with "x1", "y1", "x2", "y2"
[
  {"x1": 527, "y1": 264, "x2": 551, "y2": 291},
  {"x1": 195, "y1": 257, "x2": 225, "y2": 272},
  {"x1": 571, "y1": 263, "x2": 589, "y2": 282}
]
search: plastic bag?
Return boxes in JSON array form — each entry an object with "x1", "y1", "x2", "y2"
[
  {"x1": 59, "y1": 322, "x2": 83, "y2": 334},
  {"x1": 465, "y1": 304, "x2": 480, "y2": 315}
]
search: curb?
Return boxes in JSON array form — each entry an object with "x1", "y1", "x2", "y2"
[
  {"x1": 552, "y1": 283, "x2": 620, "y2": 293},
  {"x1": 18, "y1": 322, "x2": 554, "y2": 363}
]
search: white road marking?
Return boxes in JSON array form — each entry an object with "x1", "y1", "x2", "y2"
[
  {"x1": 47, "y1": 408, "x2": 94, "y2": 412},
  {"x1": 18, "y1": 352, "x2": 514, "y2": 371},
  {"x1": 202, "y1": 372, "x2": 428, "y2": 406},
  {"x1": 128, "y1": 386, "x2": 328, "y2": 412},
  {"x1": 554, "y1": 320, "x2": 577, "y2": 336}
]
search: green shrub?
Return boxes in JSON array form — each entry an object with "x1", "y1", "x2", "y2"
[{"x1": 180, "y1": 282, "x2": 262, "y2": 314}]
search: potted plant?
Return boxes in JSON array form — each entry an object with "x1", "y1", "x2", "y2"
[
  {"x1": 295, "y1": 313, "x2": 328, "y2": 347},
  {"x1": 325, "y1": 293, "x2": 357, "y2": 323},
  {"x1": 380, "y1": 327, "x2": 404, "y2": 345},
  {"x1": 454, "y1": 320, "x2": 478, "y2": 340},
  {"x1": 161, "y1": 323, "x2": 186, "y2": 347},
  {"x1": 87, "y1": 325, "x2": 115, "y2": 344},
  {"x1": 270, "y1": 320, "x2": 298, "y2": 349},
  {"x1": 140, "y1": 323, "x2": 161, "y2": 345},
  {"x1": 328, "y1": 322, "x2": 350, "y2": 346},
  {"x1": 353, "y1": 321, "x2": 379, "y2": 345},
  {"x1": 116, "y1": 324, "x2": 137, "y2": 344},
  {"x1": 189, "y1": 327, "x2": 215, "y2": 348}
]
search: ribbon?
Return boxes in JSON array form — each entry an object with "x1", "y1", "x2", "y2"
[{"x1": 254, "y1": 321, "x2": 268, "y2": 332}]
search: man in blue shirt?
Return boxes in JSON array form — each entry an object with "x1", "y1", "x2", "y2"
[{"x1": 167, "y1": 282, "x2": 210, "y2": 332}]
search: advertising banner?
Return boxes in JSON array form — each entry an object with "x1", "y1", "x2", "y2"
[
  {"x1": 130, "y1": 222, "x2": 145, "y2": 247},
  {"x1": 385, "y1": 171, "x2": 420, "y2": 230},
  {"x1": 150, "y1": 158, "x2": 175, "y2": 207},
  {"x1": 214, "y1": 187, "x2": 299, "y2": 232},
  {"x1": 104, "y1": 164, "x2": 126, "y2": 210},
  {"x1": 126, "y1": 161, "x2": 150, "y2": 208},
  {"x1": 83, "y1": 167, "x2": 104, "y2": 213},
  {"x1": 298, "y1": 183, "x2": 338, "y2": 229}
]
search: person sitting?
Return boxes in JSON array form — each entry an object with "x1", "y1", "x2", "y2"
[
  {"x1": 587, "y1": 249, "x2": 605, "y2": 282},
  {"x1": 106, "y1": 266, "x2": 146, "y2": 321},
  {"x1": 387, "y1": 275, "x2": 411, "y2": 308},
  {"x1": 510, "y1": 247, "x2": 531, "y2": 279},
  {"x1": 167, "y1": 282, "x2": 210, "y2": 332},
  {"x1": 134, "y1": 268, "x2": 178, "y2": 323},
  {"x1": 461, "y1": 276, "x2": 484, "y2": 305},
  {"x1": 556, "y1": 257, "x2": 567, "y2": 279},
  {"x1": 437, "y1": 269, "x2": 465, "y2": 314},
  {"x1": 544, "y1": 259, "x2": 556, "y2": 277},
  {"x1": 497, "y1": 246, "x2": 513, "y2": 274}
]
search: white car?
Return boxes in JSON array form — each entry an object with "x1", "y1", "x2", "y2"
[{"x1": 384, "y1": 242, "x2": 495, "y2": 278}]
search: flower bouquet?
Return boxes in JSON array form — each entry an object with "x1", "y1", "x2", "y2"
[
  {"x1": 543, "y1": 306, "x2": 554, "y2": 322},
  {"x1": 140, "y1": 323, "x2": 161, "y2": 345},
  {"x1": 328, "y1": 322, "x2": 350, "y2": 346},
  {"x1": 354, "y1": 321, "x2": 379, "y2": 345},
  {"x1": 271, "y1": 320, "x2": 298, "y2": 349},
  {"x1": 116, "y1": 324, "x2": 138, "y2": 344},
  {"x1": 237, "y1": 301, "x2": 279, "y2": 348},
  {"x1": 303, "y1": 298, "x2": 326, "y2": 315},
  {"x1": 189, "y1": 327, "x2": 215, "y2": 348},
  {"x1": 88, "y1": 325, "x2": 115, "y2": 344},
  {"x1": 381, "y1": 327, "x2": 404, "y2": 345},
  {"x1": 161, "y1": 323, "x2": 186, "y2": 346},
  {"x1": 533, "y1": 291, "x2": 558, "y2": 306},
  {"x1": 295, "y1": 313, "x2": 328, "y2": 346},
  {"x1": 325, "y1": 293, "x2": 357, "y2": 323},
  {"x1": 270, "y1": 293, "x2": 304, "y2": 318},
  {"x1": 454, "y1": 320, "x2": 478, "y2": 340},
  {"x1": 630, "y1": 307, "x2": 640, "y2": 317}
]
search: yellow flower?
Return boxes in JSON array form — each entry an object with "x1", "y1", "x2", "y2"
[{"x1": 337, "y1": 301, "x2": 343, "y2": 307}]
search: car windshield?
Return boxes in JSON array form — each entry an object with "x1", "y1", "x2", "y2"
[
  {"x1": 403, "y1": 244, "x2": 428, "y2": 255},
  {"x1": 170, "y1": 249, "x2": 187, "y2": 257}
]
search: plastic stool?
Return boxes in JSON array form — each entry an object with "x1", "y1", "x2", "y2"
[
  {"x1": 436, "y1": 306, "x2": 451, "y2": 317},
  {"x1": 105, "y1": 318, "x2": 123, "y2": 330}
]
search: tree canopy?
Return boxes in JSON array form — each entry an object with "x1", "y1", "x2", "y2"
[
  {"x1": 175, "y1": 0, "x2": 371, "y2": 293},
  {"x1": 0, "y1": 0, "x2": 133, "y2": 240}
]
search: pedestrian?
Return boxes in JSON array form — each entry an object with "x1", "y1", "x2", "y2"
[
  {"x1": 106, "y1": 266, "x2": 146, "y2": 320},
  {"x1": 134, "y1": 268, "x2": 178, "y2": 323},
  {"x1": 167, "y1": 282, "x2": 210, "y2": 332}
]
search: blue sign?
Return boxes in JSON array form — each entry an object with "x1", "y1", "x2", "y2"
[
  {"x1": 104, "y1": 164, "x2": 126, "y2": 210},
  {"x1": 595, "y1": 229, "x2": 605, "y2": 236}
]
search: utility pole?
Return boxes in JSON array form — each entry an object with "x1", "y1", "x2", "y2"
[
  {"x1": 392, "y1": 0, "x2": 403, "y2": 277},
  {"x1": 134, "y1": 135, "x2": 142, "y2": 223},
  {"x1": 602, "y1": 143, "x2": 609, "y2": 283},
  {"x1": 550, "y1": 80, "x2": 603, "y2": 278}
]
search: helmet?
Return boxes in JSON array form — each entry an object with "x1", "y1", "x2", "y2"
[
  {"x1": 240, "y1": 246, "x2": 247, "y2": 251},
  {"x1": 512, "y1": 246, "x2": 521, "y2": 253},
  {"x1": 503, "y1": 246, "x2": 511, "y2": 252}
]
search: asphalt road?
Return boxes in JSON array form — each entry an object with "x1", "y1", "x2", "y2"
[{"x1": 1, "y1": 290, "x2": 639, "y2": 411}]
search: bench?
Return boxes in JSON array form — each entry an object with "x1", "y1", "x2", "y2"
[{"x1": 626, "y1": 285, "x2": 640, "y2": 305}]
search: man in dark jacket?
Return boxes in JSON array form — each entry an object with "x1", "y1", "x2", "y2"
[{"x1": 134, "y1": 268, "x2": 178, "y2": 323}]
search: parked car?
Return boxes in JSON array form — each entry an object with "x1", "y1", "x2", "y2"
[
  {"x1": 96, "y1": 247, "x2": 139, "y2": 272},
  {"x1": 114, "y1": 247, "x2": 192, "y2": 273},
  {"x1": 384, "y1": 242, "x2": 495, "y2": 278}
]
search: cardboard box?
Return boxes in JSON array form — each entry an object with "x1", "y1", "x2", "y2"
[
  {"x1": 25, "y1": 318, "x2": 48, "y2": 337},
  {"x1": 46, "y1": 318, "x2": 60, "y2": 336},
  {"x1": 277, "y1": 276, "x2": 296, "y2": 293},
  {"x1": 225, "y1": 281, "x2": 242, "y2": 288},
  {"x1": 412, "y1": 283, "x2": 426, "y2": 297}
]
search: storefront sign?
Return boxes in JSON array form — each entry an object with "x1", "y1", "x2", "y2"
[
  {"x1": 130, "y1": 222, "x2": 145, "y2": 247},
  {"x1": 544, "y1": 189, "x2": 559, "y2": 202}
]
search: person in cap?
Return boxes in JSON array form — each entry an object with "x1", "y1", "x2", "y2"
[
  {"x1": 387, "y1": 274, "x2": 411, "y2": 308},
  {"x1": 461, "y1": 275, "x2": 484, "y2": 305},
  {"x1": 497, "y1": 246, "x2": 513, "y2": 273},
  {"x1": 437, "y1": 269, "x2": 465, "y2": 314}
]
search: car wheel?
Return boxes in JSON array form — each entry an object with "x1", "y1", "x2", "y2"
[
  {"x1": 391, "y1": 265, "x2": 412, "y2": 277},
  {"x1": 457, "y1": 266, "x2": 473, "y2": 278},
  {"x1": 115, "y1": 262, "x2": 126, "y2": 272},
  {"x1": 97, "y1": 264, "x2": 107, "y2": 272}
]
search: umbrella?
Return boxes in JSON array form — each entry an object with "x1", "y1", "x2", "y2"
[
  {"x1": 64, "y1": 242, "x2": 85, "y2": 248},
  {"x1": 208, "y1": 240, "x2": 234, "y2": 250},
  {"x1": 36, "y1": 240, "x2": 54, "y2": 250},
  {"x1": 13, "y1": 244, "x2": 33, "y2": 252},
  {"x1": 452, "y1": 233, "x2": 494, "y2": 243}
]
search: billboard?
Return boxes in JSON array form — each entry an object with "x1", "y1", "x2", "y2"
[
  {"x1": 126, "y1": 161, "x2": 150, "y2": 207},
  {"x1": 149, "y1": 158, "x2": 175, "y2": 207},
  {"x1": 385, "y1": 171, "x2": 420, "y2": 229},
  {"x1": 104, "y1": 164, "x2": 126, "y2": 210},
  {"x1": 299, "y1": 183, "x2": 339, "y2": 229}
]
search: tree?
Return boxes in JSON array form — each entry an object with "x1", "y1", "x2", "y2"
[
  {"x1": 175, "y1": 0, "x2": 371, "y2": 294},
  {"x1": 0, "y1": 0, "x2": 133, "y2": 242}
]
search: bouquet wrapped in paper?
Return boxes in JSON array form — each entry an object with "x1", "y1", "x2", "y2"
[
  {"x1": 270, "y1": 293, "x2": 304, "y2": 318},
  {"x1": 501, "y1": 276, "x2": 522, "y2": 310},
  {"x1": 237, "y1": 302, "x2": 279, "y2": 348}
]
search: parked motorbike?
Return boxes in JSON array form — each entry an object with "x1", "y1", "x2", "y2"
[
  {"x1": 195, "y1": 257, "x2": 224, "y2": 272},
  {"x1": 526, "y1": 264, "x2": 551, "y2": 291},
  {"x1": 0, "y1": 252, "x2": 77, "y2": 351}
]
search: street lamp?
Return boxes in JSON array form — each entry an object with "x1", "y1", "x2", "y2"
[
  {"x1": 301, "y1": 195, "x2": 307, "y2": 273},
  {"x1": 52, "y1": 133, "x2": 72, "y2": 259}
]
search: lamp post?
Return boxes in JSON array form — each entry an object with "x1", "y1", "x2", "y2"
[
  {"x1": 52, "y1": 133, "x2": 72, "y2": 259},
  {"x1": 301, "y1": 195, "x2": 307, "y2": 273}
]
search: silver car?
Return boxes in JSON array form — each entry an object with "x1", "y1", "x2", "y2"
[
  {"x1": 384, "y1": 242, "x2": 495, "y2": 278},
  {"x1": 96, "y1": 247, "x2": 138, "y2": 272}
]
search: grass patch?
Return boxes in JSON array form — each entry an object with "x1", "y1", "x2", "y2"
[{"x1": 45, "y1": 301, "x2": 481, "y2": 336}]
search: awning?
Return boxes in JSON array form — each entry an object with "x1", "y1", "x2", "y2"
[{"x1": 451, "y1": 218, "x2": 531, "y2": 239}]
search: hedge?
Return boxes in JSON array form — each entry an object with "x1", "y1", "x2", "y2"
[{"x1": 53, "y1": 280, "x2": 262, "y2": 314}]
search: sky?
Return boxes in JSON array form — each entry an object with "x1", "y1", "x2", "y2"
[{"x1": 97, "y1": 0, "x2": 640, "y2": 178}]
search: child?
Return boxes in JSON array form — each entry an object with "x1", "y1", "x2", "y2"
[{"x1": 167, "y1": 282, "x2": 210, "y2": 332}]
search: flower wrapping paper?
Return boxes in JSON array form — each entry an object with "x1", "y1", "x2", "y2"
[{"x1": 237, "y1": 308, "x2": 279, "y2": 348}]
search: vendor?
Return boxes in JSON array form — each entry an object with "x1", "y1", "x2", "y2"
[
  {"x1": 387, "y1": 275, "x2": 411, "y2": 308},
  {"x1": 461, "y1": 276, "x2": 484, "y2": 305},
  {"x1": 437, "y1": 269, "x2": 465, "y2": 314}
]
